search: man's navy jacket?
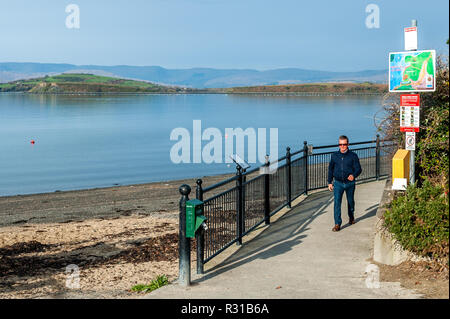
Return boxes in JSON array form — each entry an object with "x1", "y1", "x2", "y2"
[{"x1": 327, "y1": 150, "x2": 362, "y2": 184}]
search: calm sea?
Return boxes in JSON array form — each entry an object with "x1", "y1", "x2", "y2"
[{"x1": 0, "y1": 93, "x2": 383, "y2": 196}]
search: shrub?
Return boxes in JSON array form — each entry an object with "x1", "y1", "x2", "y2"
[
  {"x1": 415, "y1": 56, "x2": 449, "y2": 189},
  {"x1": 384, "y1": 180, "x2": 449, "y2": 266}
]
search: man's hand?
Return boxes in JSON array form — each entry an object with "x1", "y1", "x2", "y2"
[
  {"x1": 328, "y1": 184, "x2": 333, "y2": 191},
  {"x1": 348, "y1": 174, "x2": 354, "y2": 181}
]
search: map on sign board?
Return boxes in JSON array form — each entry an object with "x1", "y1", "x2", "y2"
[{"x1": 389, "y1": 50, "x2": 436, "y2": 92}]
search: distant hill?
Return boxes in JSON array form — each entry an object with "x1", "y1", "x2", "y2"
[
  {"x1": 0, "y1": 73, "x2": 201, "y2": 93},
  {"x1": 229, "y1": 82, "x2": 387, "y2": 94},
  {"x1": 0, "y1": 62, "x2": 388, "y2": 88}
]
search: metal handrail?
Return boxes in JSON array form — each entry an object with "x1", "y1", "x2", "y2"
[
  {"x1": 202, "y1": 139, "x2": 378, "y2": 192},
  {"x1": 179, "y1": 135, "x2": 396, "y2": 278}
]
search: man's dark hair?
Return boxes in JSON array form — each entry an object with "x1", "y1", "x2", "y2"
[{"x1": 339, "y1": 135, "x2": 349, "y2": 143}]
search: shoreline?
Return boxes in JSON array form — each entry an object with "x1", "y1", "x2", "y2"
[
  {"x1": 0, "y1": 171, "x2": 233, "y2": 199},
  {"x1": 0, "y1": 91, "x2": 385, "y2": 96},
  {"x1": 0, "y1": 173, "x2": 235, "y2": 228}
]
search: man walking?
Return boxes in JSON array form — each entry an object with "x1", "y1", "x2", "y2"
[{"x1": 327, "y1": 135, "x2": 362, "y2": 232}]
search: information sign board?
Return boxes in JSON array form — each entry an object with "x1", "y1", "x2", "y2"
[
  {"x1": 389, "y1": 50, "x2": 436, "y2": 92},
  {"x1": 400, "y1": 94, "x2": 420, "y2": 132}
]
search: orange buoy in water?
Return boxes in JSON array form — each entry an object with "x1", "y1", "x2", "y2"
[{"x1": 31, "y1": 140, "x2": 35, "y2": 144}]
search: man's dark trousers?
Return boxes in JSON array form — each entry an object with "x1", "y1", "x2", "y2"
[{"x1": 333, "y1": 180, "x2": 355, "y2": 226}]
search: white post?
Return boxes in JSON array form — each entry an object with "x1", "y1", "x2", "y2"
[{"x1": 408, "y1": 19, "x2": 417, "y2": 185}]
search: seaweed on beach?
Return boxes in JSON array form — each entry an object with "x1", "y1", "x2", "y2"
[
  {"x1": 0, "y1": 233, "x2": 196, "y2": 278},
  {"x1": 0, "y1": 241, "x2": 50, "y2": 256},
  {"x1": 0, "y1": 241, "x2": 64, "y2": 277},
  {"x1": 112, "y1": 233, "x2": 196, "y2": 263}
]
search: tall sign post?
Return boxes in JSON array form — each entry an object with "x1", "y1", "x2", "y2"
[
  {"x1": 408, "y1": 20, "x2": 417, "y2": 185},
  {"x1": 389, "y1": 19, "x2": 436, "y2": 186}
]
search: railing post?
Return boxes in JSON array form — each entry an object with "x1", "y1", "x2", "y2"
[
  {"x1": 376, "y1": 134, "x2": 380, "y2": 180},
  {"x1": 303, "y1": 141, "x2": 308, "y2": 195},
  {"x1": 286, "y1": 147, "x2": 292, "y2": 208},
  {"x1": 195, "y1": 179, "x2": 205, "y2": 275},
  {"x1": 236, "y1": 165, "x2": 243, "y2": 246},
  {"x1": 264, "y1": 155, "x2": 271, "y2": 225},
  {"x1": 178, "y1": 184, "x2": 191, "y2": 286},
  {"x1": 242, "y1": 169, "x2": 247, "y2": 235}
]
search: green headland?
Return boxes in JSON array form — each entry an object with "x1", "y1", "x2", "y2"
[{"x1": 0, "y1": 74, "x2": 201, "y2": 93}]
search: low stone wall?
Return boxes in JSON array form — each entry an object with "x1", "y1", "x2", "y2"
[{"x1": 373, "y1": 178, "x2": 430, "y2": 265}]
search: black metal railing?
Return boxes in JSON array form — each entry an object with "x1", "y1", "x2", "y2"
[{"x1": 184, "y1": 135, "x2": 396, "y2": 275}]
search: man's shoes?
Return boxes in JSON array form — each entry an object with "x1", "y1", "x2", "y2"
[
  {"x1": 349, "y1": 218, "x2": 356, "y2": 225},
  {"x1": 332, "y1": 225, "x2": 340, "y2": 232}
]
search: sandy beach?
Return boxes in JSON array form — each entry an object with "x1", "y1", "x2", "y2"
[{"x1": 0, "y1": 174, "x2": 233, "y2": 299}]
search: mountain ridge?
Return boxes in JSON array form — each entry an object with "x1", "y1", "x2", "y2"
[{"x1": 0, "y1": 62, "x2": 388, "y2": 88}]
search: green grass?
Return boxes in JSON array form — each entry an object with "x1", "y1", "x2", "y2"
[
  {"x1": 131, "y1": 275, "x2": 169, "y2": 293},
  {"x1": 42, "y1": 74, "x2": 155, "y2": 87}
]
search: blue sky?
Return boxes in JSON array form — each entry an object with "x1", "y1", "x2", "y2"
[{"x1": 0, "y1": 0, "x2": 448, "y2": 71}]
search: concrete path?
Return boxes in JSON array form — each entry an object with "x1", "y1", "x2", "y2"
[{"x1": 144, "y1": 180, "x2": 422, "y2": 299}]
